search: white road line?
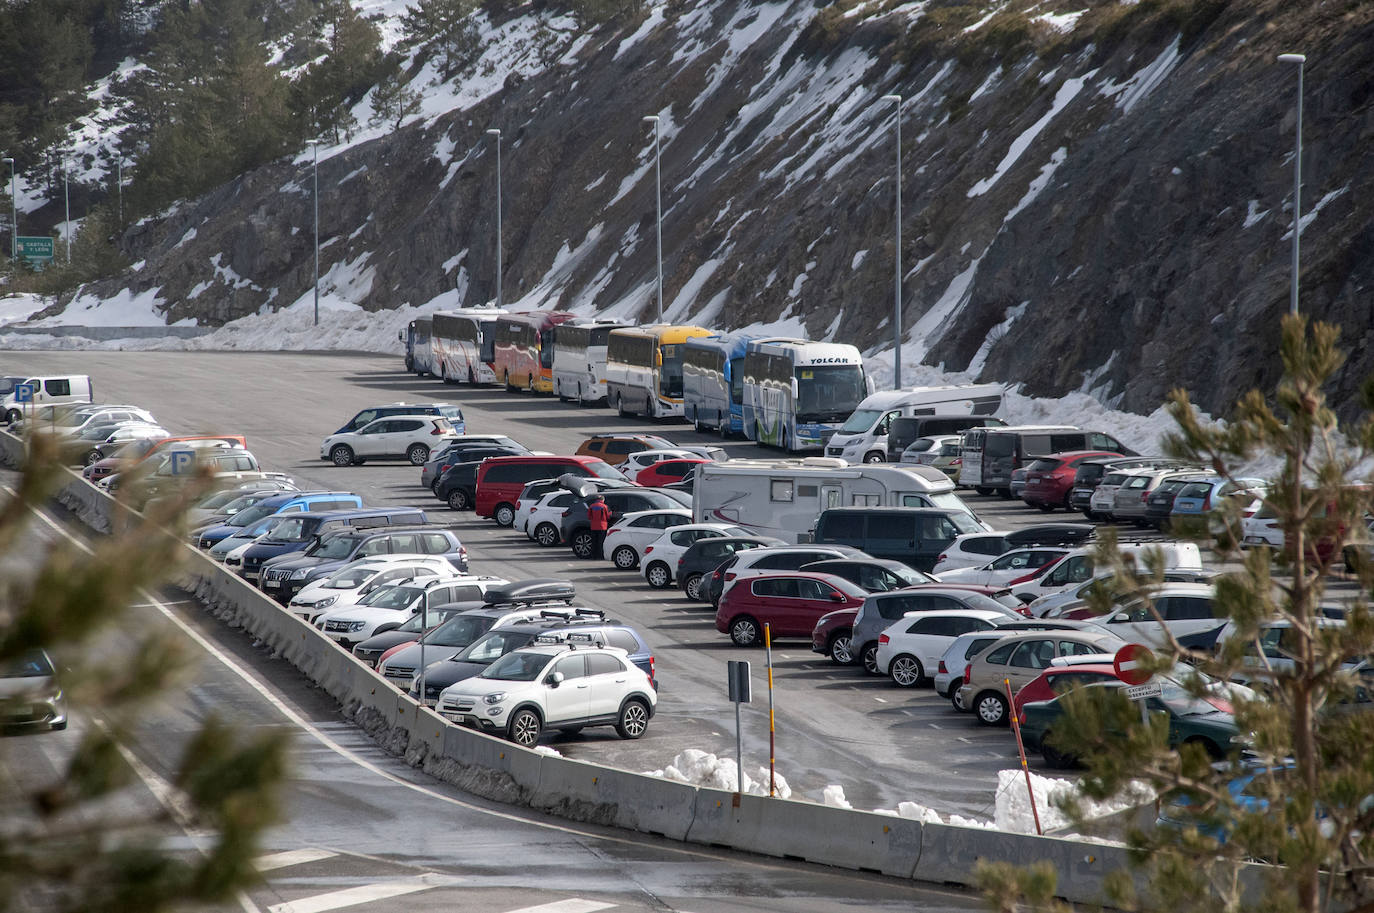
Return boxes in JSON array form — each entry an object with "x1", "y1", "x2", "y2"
[
  {"x1": 873, "y1": 696, "x2": 887, "y2": 703},
  {"x1": 927, "y1": 722, "x2": 941, "y2": 729},
  {"x1": 501, "y1": 900, "x2": 617, "y2": 913},
  {"x1": 266, "y1": 875, "x2": 451, "y2": 913},
  {"x1": 255, "y1": 849, "x2": 338, "y2": 872}
]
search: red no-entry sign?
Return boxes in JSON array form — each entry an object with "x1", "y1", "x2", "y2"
[{"x1": 1114, "y1": 643, "x2": 1155, "y2": 686}]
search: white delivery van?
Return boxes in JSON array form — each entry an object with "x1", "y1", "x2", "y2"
[
  {"x1": 1007, "y1": 541, "x2": 1203, "y2": 604},
  {"x1": 824, "y1": 384, "x2": 1004, "y2": 465},
  {"x1": 693, "y1": 457, "x2": 985, "y2": 544},
  {"x1": 2, "y1": 375, "x2": 94, "y2": 423}
]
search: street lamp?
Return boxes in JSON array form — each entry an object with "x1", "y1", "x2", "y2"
[
  {"x1": 3, "y1": 157, "x2": 14, "y2": 261},
  {"x1": 642, "y1": 115, "x2": 663, "y2": 322},
  {"x1": 486, "y1": 128, "x2": 502, "y2": 308},
  {"x1": 1278, "y1": 53, "x2": 1305, "y2": 315},
  {"x1": 307, "y1": 139, "x2": 320, "y2": 326},
  {"x1": 880, "y1": 93, "x2": 903, "y2": 389},
  {"x1": 116, "y1": 156, "x2": 124, "y2": 228},
  {"x1": 63, "y1": 159, "x2": 71, "y2": 264}
]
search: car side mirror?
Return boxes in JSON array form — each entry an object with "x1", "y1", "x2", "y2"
[
  {"x1": 830, "y1": 592, "x2": 846, "y2": 602},
  {"x1": 546, "y1": 671, "x2": 565, "y2": 687}
]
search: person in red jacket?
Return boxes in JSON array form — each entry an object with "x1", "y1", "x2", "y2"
[{"x1": 586, "y1": 494, "x2": 611, "y2": 560}]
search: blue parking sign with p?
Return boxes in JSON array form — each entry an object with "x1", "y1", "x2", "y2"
[
  {"x1": 170, "y1": 450, "x2": 194, "y2": 475},
  {"x1": 14, "y1": 383, "x2": 34, "y2": 403}
]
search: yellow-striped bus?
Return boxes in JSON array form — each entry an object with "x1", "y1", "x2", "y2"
[{"x1": 605, "y1": 325, "x2": 712, "y2": 418}]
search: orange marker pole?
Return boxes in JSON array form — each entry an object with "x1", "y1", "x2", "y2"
[
  {"x1": 1006, "y1": 677, "x2": 1042, "y2": 836},
  {"x1": 765, "y1": 623, "x2": 776, "y2": 797}
]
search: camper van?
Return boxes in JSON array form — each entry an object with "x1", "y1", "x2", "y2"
[
  {"x1": 824, "y1": 384, "x2": 1003, "y2": 465},
  {"x1": 693, "y1": 457, "x2": 985, "y2": 545}
]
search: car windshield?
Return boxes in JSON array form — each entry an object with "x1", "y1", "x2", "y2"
[
  {"x1": 909, "y1": 438, "x2": 939, "y2": 453},
  {"x1": 960, "y1": 593, "x2": 1016, "y2": 614},
  {"x1": 1028, "y1": 459, "x2": 1061, "y2": 472},
  {"x1": 839, "y1": 409, "x2": 882, "y2": 434},
  {"x1": 586, "y1": 461, "x2": 624, "y2": 480},
  {"x1": 480, "y1": 651, "x2": 552, "y2": 681},
  {"x1": 950, "y1": 513, "x2": 984, "y2": 535},
  {"x1": 359, "y1": 586, "x2": 422, "y2": 610},
  {"x1": 196, "y1": 490, "x2": 245, "y2": 510},
  {"x1": 309, "y1": 535, "x2": 361, "y2": 558},
  {"x1": 324, "y1": 564, "x2": 385, "y2": 589},
  {"x1": 1159, "y1": 680, "x2": 1229, "y2": 717},
  {"x1": 265, "y1": 517, "x2": 318, "y2": 542},
  {"x1": 0, "y1": 651, "x2": 54, "y2": 677},
  {"x1": 420, "y1": 615, "x2": 490, "y2": 647},
  {"x1": 241, "y1": 517, "x2": 285, "y2": 538},
  {"x1": 456, "y1": 630, "x2": 536, "y2": 664},
  {"x1": 929, "y1": 492, "x2": 972, "y2": 514},
  {"x1": 228, "y1": 502, "x2": 278, "y2": 528}
]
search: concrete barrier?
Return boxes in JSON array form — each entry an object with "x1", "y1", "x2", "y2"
[
  {"x1": 687, "y1": 787, "x2": 922, "y2": 878},
  {"x1": 532, "y1": 755, "x2": 699, "y2": 841},
  {"x1": 430, "y1": 723, "x2": 544, "y2": 806}
]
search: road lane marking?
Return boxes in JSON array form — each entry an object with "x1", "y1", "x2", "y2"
[
  {"x1": 873, "y1": 697, "x2": 887, "y2": 703},
  {"x1": 255, "y1": 849, "x2": 338, "y2": 871},
  {"x1": 501, "y1": 901, "x2": 616, "y2": 913},
  {"x1": 266, "y1": 875, "x2": 453, "y2": 913}
]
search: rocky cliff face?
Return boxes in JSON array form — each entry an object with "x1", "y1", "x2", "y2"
[{"x1": 73, "y1": 0, "x2": 1374, "y2": 417}]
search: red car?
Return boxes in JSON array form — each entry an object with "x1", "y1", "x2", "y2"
[
  {"x1": 1011, "y1": 662, "x2": 1122, "y2": 717},
  {"x1": 716, "y1": 572, "x2": 867, "y2": 647},
  {"x1": 636, "y1": 458, "x2": 709, "y2": 487},
  {"x1": 811, "y1": 607, "x2": 859, "y2": 664},
  {"x1": 1021, "y1": 451, "x2": 1124, "y2": 511}
]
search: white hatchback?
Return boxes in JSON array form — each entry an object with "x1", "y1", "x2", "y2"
[
  {"x1": 314, "y1": 575, "x2": 508, "y2": 647},
  {"x1": 934, "y1": 547, "x2": 1068, "y2": 587},
  {"x1": 288, "y1": 555, "x2": 460, "y2": 620},
  {"x1": 436, "y1": 640, "x2": 657, "y2": 747},
  {"x1": 320, "y1": 414, "x2": 457, "y2": 467},
  {"x1": 640, "y1": 522, "x2": 753, "y2": 588},
  {"x1": 604, "y1": 509, "x2": 693, "y2": 570},
  {"x1": 932, "y1": 532, "x2": 1012, "y2": 574},
  {"x1": 519, "y1": 490, "x2": 580, "y2": 545},
  {"x1": 875, "y1": 609, "x2": 1009, "y2": 686}
]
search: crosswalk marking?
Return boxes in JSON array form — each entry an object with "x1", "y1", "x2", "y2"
[
  {"x1": 501, "y1": 901, "x2": 617, "y2": 913},
  {"x1": 266, "y1": 874, "x2": 456, "y2": 913},
  {"x1": 255, "y1": 849, "x2": 338, "y2": 872}
]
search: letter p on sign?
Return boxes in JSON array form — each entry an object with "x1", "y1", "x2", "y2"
[{"x1": 170, "y1": 450, "x2": 194, "y2": 475}]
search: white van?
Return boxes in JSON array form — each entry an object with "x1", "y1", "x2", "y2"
[
  {"x1": 824, "y1": 384, "x2": 1003, "y2": 465},
  {"x1": 693, "y1": 457, "x2": 984, "y2": 545},
  {"x1": 1008, "y1": 541, "x2": 1204, "y2": 604},
  {"x1": 2, "y1": 375, "x2": 94, "y2": 423}
]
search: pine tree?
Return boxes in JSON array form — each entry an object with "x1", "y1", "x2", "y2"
[
  {"x1": 400, "y1": 0, "x2": 480, "y2": 77},
  {"x1": 369, "y1": 62, "x2": 424, "y2": 132}
]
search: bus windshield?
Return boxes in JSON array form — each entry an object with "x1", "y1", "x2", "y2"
[
  {"x1": 795, "y1": 365, "x2": 866, "y2": 423},
  {"x1": 659, "y1": 344, "x2": 684, "y2": 397},
  {"x1": 729, "y1": 356, "x2": 745, "y2": 404}
]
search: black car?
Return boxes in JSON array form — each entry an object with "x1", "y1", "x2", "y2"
[
  {"x1": 436, "y1": 448, "x2": 529, "y2": 509},
  {"x1": 559, "y1": 488, "x2": 687, "y2": 558},
  {"x1": 354, "y1": 578, "x2": 576, "y2": 667},
  {"x1": 798, "y1": 558, "x2": 936, "y2": 593},
  {"x1": 1068, "y1": 457, "x2": 1193, "y2": 516},
  {"x1": 676, "y1": 535, "x2": 787, "y2": 601},
  {"x1": 1144, "y1": 476, "x2": 1210, "y2": 530},
  {"x1": 409, "y1": 613, "x2": 654, "y2": 706}
]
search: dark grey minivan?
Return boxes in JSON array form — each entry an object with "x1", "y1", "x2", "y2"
[{"x1": 812, "y1": 507, "x2": 984, "y2": 572}]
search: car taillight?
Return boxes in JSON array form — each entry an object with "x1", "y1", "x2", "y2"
[
  {"x1": 951, "y1": 458, "x2": 962, "y2": 466},
  {"x1": 561, "y1": 510, "x2": 571, "y2": 517},
  {"x1": 1202, "y1": 496, "x2": 1212, "y2": 510},
  {"x1": 937, "y1": 553, "x2": 947, "y2": 563},
  {"x1": 1016, "y1": 604, "x2": 1032, "y2": 617},
  {"x1": 528, "y1": 506, "x2": 537, "y2": 513},
  {"x1": 724, "y1": 572, "x2": 736, "y2": 581},
  {"x1": 678, "y1": 556, "x2": 685, "y2": 566},
  {"x1": 649, "y1": 655, "x2": 656, "y2": 685},
  {"x1": 938, "y1": 660, "x2": 947, "y2": 673},
  {"x1": 963, "y1": 663, "x2": 973, "y2": 684},
  {"x1": 1141, "y1": 492, "x2": 1149, "y2": 502},
  {"x1": 440, "y1": 464, "x2": 451, "y2": 473},
  {"x1": 878, "y1": 634, "x2": 889, "y2": 644},
  {"x1": 607, "y1": 527, "x2": 621, "y2": 535},
  {"x1": 644, "y1": 546, "x2": 654, "y2": 555},
  {"x1": 431, "y1": 424, "x2": 445, "y2": 435},
  {"x1": 1018, "y1": 710, "x2": 1027, "y2": 726}
]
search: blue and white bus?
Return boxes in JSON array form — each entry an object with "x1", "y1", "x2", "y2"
[
  {"x1": 741, "y1": 340, "x2": 870, "y2": 451},
  {"x1": 682, "y1": 333, "x2": 754, "y2": 436},
  {"x1": 401, "y1": 316, "x2": 436, "y2": 376}
]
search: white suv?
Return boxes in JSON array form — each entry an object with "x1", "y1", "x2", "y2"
[
  {"x1": 287, "y1": 555, "x2": 461, "y2": 620},
  {"x1": 436, "y1": 637, "x2": 657, "y2": 747},
  {"x1": 320, "y1": 415, "x2": 457, "y2": 467},
  {"x1": 313, "y1": 575, "x2": 507, "y2": 646}
]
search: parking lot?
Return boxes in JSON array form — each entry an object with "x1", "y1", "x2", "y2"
[{"x1": 6, "y1": 350, "x2": 1197, "y2": 816}]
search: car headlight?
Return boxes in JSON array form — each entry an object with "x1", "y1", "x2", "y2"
[
  {"x1": 348, "y1": 621, "x2": 366, "y2": 632},
  {"x1": 316, "y1": 595, "x2": 337, "y2": 608},
  {"x1": 483, "y1": 692, "x2": 506, "y2": 705},
  {"x1": 290, "y1": 568, "x2": 309, "y2": 579}
]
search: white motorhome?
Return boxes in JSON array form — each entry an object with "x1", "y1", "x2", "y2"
[
  {"x1": 824, "y1": 384, "x2": 1004, "y2": 465},
  {"x1": 693, "y1": 457, "x2": 984, "y2": 545},
  {"x1": 2, "y1": 375, "x2": 94, "y2": 423}
]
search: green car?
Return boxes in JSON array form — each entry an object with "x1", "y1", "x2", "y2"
[{"x1": 1020, "y1": 679, "x2": 1241, "y2": 769}]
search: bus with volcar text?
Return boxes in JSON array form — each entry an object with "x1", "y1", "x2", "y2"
[{"x1": 741, "y1": 340, "x2": 869, "y2": 451}]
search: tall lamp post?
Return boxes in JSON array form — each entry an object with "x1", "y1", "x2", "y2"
[
  {"x1": 116, "y1": 157, "x2": 124, "y2": 228},
  {"x1": 880, "y1": 93, "x2": 903, "y2": 389},
  {"x1": 642, "y1": 115, "x2": 663, "y2": 322},
  {"x1": 63, "y1": 159, "x2": 71, "y2": 264},
  {"x1": 1278, "y1": 53, "x2": 1305, "y2": 316},
  {"x1": 486, "y1": 128, "x2": 503, "y2": 308},
  {"x1": 3, "y1": 157, "x2": 14, "y2": 261},
  {"x1": 307, "y1": 140, "x2": 320, "y2": 326}
]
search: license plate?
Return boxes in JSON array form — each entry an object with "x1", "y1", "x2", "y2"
[
  {"x1": 1243, "y1": 536, "x2": 1266, "y2": 544},
  {"x1": 263, "y1": 579, "x2": 279, "y2": 589}
]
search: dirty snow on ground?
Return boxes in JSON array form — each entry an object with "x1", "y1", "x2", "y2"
[{"x1": 643, "y1": 748, "x2": 792, "y2": 798}]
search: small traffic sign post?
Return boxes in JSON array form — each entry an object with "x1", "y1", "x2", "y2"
[
  {"x1": 727, "y1": 660, "x2": 751, "y2": 806},
  {"x1": 1114, "y1": 643, "x2": 1155, "y2": 686}
]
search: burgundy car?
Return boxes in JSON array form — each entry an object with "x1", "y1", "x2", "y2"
[
  {"x1": 811, "y1": 607, "x2": 860, "y2": 664},
  {"x1": 716, "y1": 572, "x2": 867, "y2": 647},
  {"x1": 1021, "y1": 451, "x2": 1124, "y2": 511}
]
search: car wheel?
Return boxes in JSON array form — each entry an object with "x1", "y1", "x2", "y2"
[
  {"x1": 861, "y1": 642, "x2": 881, "y2": 675},
  {"x1": 507, "y1": 708, "x2": 542, "y2": 747},
  {"x1": 84, "y1": 449, "x2": 102, "y2": 466},
  {"x1": 975, "y1": 487, "x2": 992, "y2": 496},
  {"x1": 330, "y1": 445, "x2": 354, "y2": 467},
  {"x1": 974, "y1": 691, "x2": 1008, "y2": 726},
  {"x1": 615, "y1": 698, "x2": 650, "y2": 739},
  {"x1": 729, "y1": 616, "x2": 760, "y2": 647},
  {"x1": 407, "y1": 443, "x2": 429, "y2": 465},
  {"x1": 951, "y1": 689, "x2": 967, "y2": 712},
  {"x1": 447, "y1": 489, "x2": 471, "y2": 511},
  {"x1": 1037, "y1": 504, "x2": 1056, "y2": 513},
  {"x1": 612, "y1": 545, "x2": 639, "y2": 570},
  {"x1": 828, "y1": 631, "x2": 854, "y2": 665},
  {"x1": 6, "y1": 409, "x2": 21, "y2": 424},
  {"x1": 430, "y1": 479, "x2": 441, "y2": 496},
  {"x1": 50, "y1": 719, "x2": 67, "y2": 731},
  {"x1": 683, "y1": 573, "x2": 703, "y2": 601},
  {"x1": 1041, "y1": 733, "x2": 1074, "y2": 770},
  {"x1": 534, "y1": 522, "x2": 560, "y2": 547},
  {"x1": 645, "y1": 561, "x2": 672, "y2": 589},
  {"x1": 863, "y1": 451, "x2": 884, "y2": 464},
  {"x1": 493, "y1": 502, "x2": 516, "y2": 527},
  {"x1": 570, "y1": 530, "x2": 595, "y2": 559},
  {"x1": 890, "y1": 654, "x2": 924, "y2": 687}
]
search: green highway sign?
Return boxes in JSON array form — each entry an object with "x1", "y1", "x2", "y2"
[{"x1": 17, "y1": 236, "x2": 53, "y2": 261}]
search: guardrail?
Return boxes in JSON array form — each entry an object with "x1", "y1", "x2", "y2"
[{"x1": 0, "y1": 430, "x2": 1202, "y2": 905}]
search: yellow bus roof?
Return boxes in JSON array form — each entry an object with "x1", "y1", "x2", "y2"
[{"x1": 610, "y1": 325, "x2": 712, "y2": 345}]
